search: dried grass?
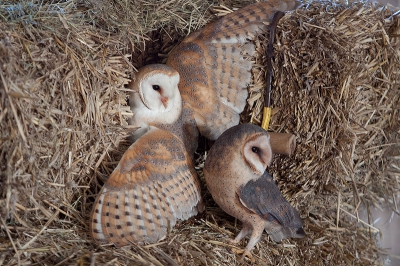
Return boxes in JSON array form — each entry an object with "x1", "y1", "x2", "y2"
[{"x1": 0, "y1": 0, "x2": 399, "y2": 265}]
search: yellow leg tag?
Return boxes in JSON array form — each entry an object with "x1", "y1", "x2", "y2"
[{"x1": 261, "y1": 107, "x2": 272, "y2": 130}]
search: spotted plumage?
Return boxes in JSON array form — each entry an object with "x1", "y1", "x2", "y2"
[
  {"x1": 91, "y1": 0, "x2": 301, "y2": 247},
  {"x1": 91, "y1": 127, "x2": 204, "y2": 246},
  {"x1": 204, "y1": 124, "x2": 305, "y2": 259},
  {"x1": 155, "y1": 0, "x2": 301, "y2": 140}
]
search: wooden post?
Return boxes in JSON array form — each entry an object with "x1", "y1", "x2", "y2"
[{"x1": 268, "y1": 132, "x2": 297, "y2": 156}]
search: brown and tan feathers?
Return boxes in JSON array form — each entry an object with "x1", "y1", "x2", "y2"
[
  {"x1": 204, "y1": 124, "x2": 304, "y2": 257},
  {"x1": 91, "y1": 127, "x2": 203, "y2": 246},
  {"x1": 238, "y1": 171, "x2": 305, "y2": 242},
  {"x1": 167, "y1": 0, "x2": 301, "y2": 140},
  {"x1": 156, "y1": 101, "x2": 199, "y2": 157}
]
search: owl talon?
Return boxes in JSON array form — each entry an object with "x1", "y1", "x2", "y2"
[
  {"x1": 204, "y1": 124, "x2": 305, "y2": 264},
  {"x1": 231, "y1": 247, "x2": 255, "y2": 263},
  {"x1": 227, "y1": 238, "x2": 240, "y2": 245}
]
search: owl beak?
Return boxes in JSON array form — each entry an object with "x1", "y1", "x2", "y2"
[{"x1": 160, "y1": 96, "x2": 169, "y2": 108}]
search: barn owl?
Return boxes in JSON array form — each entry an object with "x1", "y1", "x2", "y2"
[
  {"x1": 92, "y1": 65, "x2": 201, "y2": 245},
  {"x1": 91, "y1": 0, "x2": 301, "y2": 247},
  {"x1": 131, "y1": 0, "x2": 301, "y2": 141},
  {"x1": 90, "y1": 64, "x2": 202, "y2": 246},
  {"x1": 129, "y1": 64, "x2": 181, "y2": 130},
  {"x1": 90, "y1": 126, "x2": 204, "y2": 246},
  {"x1": 203, "y1": 124, "x2": 305, "y2": 260},
  {"x1": 128, "y1": 64, "x2": 199, "y2": 156}
]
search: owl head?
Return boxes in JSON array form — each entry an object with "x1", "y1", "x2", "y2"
[
  {"x1": 213, "y1": 124, "x2": 273, "y2": 177},
  {"x1": 242, "y1": 131, "x2": 273, "y2": 176},
  {"x1": 129, "y1": 64, "x2": 182, "y2": 127}
]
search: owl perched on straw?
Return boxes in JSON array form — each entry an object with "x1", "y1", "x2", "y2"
[
  {"x1": 91, "y1": 65, "x2": 203, "y2": 246},
  {"x1": 91, "y1": 0, "x2": 301, "y2": 246},
  {"x1": 204, "y1": 124, "x2": 305, "y2": 261}
]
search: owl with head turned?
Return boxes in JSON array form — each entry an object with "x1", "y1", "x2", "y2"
[
  {"x1": 129, "y1": 0, "x2": 301, "y2": 141},
  {"x1": 204, "y1": 124, "x2": 305, "y2": 261},
  {"x1": 90, "y1": 0, "x2": 302, "y2": 247},
  {"x1": 91, "y1": 64, "x2": 203, "y2": 246}
]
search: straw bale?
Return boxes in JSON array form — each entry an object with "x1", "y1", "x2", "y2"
[{"x1": 0, "y1": 0, "x2": 399, "y2": 265}]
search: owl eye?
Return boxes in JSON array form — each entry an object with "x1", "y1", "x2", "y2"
[
  {"x1": 251, "y1": 147, "x2": 259, "y2": 153},
  {"x1": 152, "y1": 85, "x2": 160, "y2": 91}
]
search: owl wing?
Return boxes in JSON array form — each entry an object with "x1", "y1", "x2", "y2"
[
  {"x1": 237, "y1": 171, "x2": 302, "y2": 229},
  {"x1": 156, "y1": 101, "x2": 199, "y2": 158},
  {"x1": 90, "y1": 127, "x2": 203, "y2": 247},
  {"x1": 167, "y1": 0, "x2": 301, "y2": 140}
]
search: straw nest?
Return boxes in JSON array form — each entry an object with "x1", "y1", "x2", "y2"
[{"x1": 1, "y1": 0, "x2": 399, "y2": 265}]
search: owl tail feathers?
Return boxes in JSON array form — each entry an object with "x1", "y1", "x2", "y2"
[
  {"x1": 211, "y1": 0, "x2": 302, "y2": 42},
  {"x1": 294, "y1": 227, "x2": 306, "y2": 238},
  {"x1": 196, "y1": 197, "x2": 205, "y2": 213},
  {"x1": 268, "y1": 226, "x2": 306, "y2": 242},
  {"x1": 178, "y1": 195, "x2": 205, "y2": 220},
  {"x1": 275, "y1": 0, "x2": 303, "y2": 12}
]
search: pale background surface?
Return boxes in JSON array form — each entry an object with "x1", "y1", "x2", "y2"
[
  {"x1": 380, "y1": 0, "x2": 399, "y2": 5},
  {"x1": 358, "y1": 1, "x2": 399, "y2": 264},
  {"x1": 374, "y1": 0, "x2": 400, "y2": 6},
  {"x1": 359, "y1": 199, "x2": 400, "y2": 266}
]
